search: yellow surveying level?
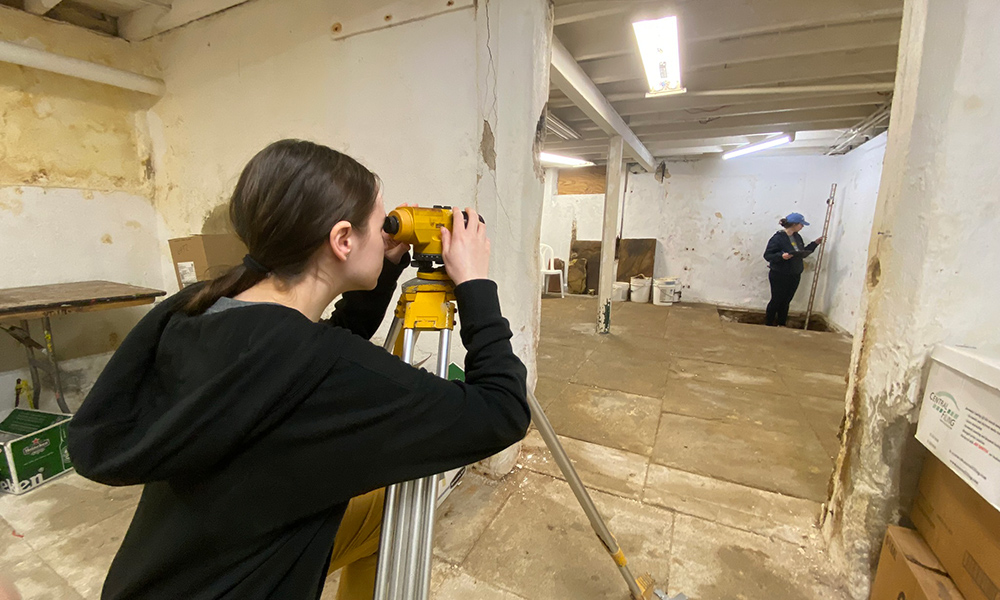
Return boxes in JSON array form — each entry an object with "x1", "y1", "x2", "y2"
[{"x1": 383, "y1": 206, "x2": 484, "y2": 267}]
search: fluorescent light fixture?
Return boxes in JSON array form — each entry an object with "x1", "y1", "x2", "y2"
[
  {"x1": 632, "y1": 16, "x2": 683, "y2": 95},
  {"x1": 545, "y1": 114, "x2": 581, "y2": 140},
  {"x1": 722, "y1": 133, "x2": 795, "y2": 160},
  {"x1": 539, "y1": 152, "x2": 594, "y2": 168}
]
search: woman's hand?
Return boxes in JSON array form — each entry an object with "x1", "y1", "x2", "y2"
[
  {"x1": 782, "y1": 253, "x2": 793, "y2": 260},
  {"x1": 441, "y1": 207, "x2": 490, "y2": 285},
  {"x1": 814, "y1": 236, "x2": 825, "y2": 244},
  {"x1": 383, "y1": 204, "x2": 411, "y2": 264}
]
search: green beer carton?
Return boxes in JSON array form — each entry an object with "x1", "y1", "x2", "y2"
[{"x1": 0, "y1": 409, "x2": 73, "y2": 494}]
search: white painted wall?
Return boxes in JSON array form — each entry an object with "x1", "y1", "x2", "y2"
[{"x1": 821, "y1": 133, "x2": 888, "y2": 332}]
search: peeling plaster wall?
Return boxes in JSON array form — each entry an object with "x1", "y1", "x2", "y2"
[
  {"x1": 144, "y1": 0, "x2": 479, "y2": 290},
  {"x1": 825, "y1": 0, "x2": 1000, "y2": 597},
  {"x1": 471, "y1": 0, "x2": 551, "y2": 476},
  {"x1": 0, "y1": 9, "x2": 165, "y2": 412},
  {"x1": 820, "y1": 133, "x2": 887, "y2": 333}
]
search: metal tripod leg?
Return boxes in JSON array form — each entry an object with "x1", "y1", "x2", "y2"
[{"x1": 375, "y1": 320, "x2": 450, "y2": 600}]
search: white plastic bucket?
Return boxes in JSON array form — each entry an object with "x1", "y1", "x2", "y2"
[
  {"x1": 629, "y1": 276, "x2": 651, "y2": 303},
  {"x1": 653, "y1": 277, "x2": 679, "y2": 306},
  {"x1": 612, "y1": 282, "x2": 629, "y2": 301}
]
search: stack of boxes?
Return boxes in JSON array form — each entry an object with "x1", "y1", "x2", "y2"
[{"x1": 871, "y1": 346, "x2": 1000, "y2": 600}]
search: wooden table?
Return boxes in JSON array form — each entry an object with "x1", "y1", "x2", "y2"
[{"x1": 0, "y1": 281, "x2": 166, "y2": 413}]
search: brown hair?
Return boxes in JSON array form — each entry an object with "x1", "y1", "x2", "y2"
[
  {"x1": 180, "y1": 139, "x2": 379, "y2": 315},
  {"x1": 779, "y1": 218, "x2": 792, "y2": 228}
]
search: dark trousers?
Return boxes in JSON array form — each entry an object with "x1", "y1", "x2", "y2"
[{"x1": 766, "y1": 271, "x2": 801, "y2": 326}]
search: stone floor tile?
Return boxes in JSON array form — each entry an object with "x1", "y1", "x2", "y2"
[
  {"x1": 462, "y1": 472, "x2": 672, "y2": 600},
  {"x1": 543, "y1": 384, "x2": 662, "y2": 456},
  {"x1": 670, "y1": 358, "x2": 792, "y2": 395},
  {"x1": 667, "y1": 514, "x2": 849, "y2": 600},
  {"x1": 0, "y1": 520, "x2": 85, "y2": 600},
  {"x1": 434, "y1": 470, "x2": 525, "y2": 565},
  {"x1": 33, "y1": 508, "x2": 133, "y2": 599},
  {"x1": 643, "y1": 464, "x2": 820, "y2": 545},
  {"x1": 651, "y1": 413, "x2": 833, "y2": 501},
  {"x1": 780, "y1": 368, "x2": 849, "y2": 400},
  {"x1": 0, "y1": 473, "x2": 140, "y2": 549},
  {"x1": 661, "y1": 379, "x2": 807, "y2": 434},
  {"x1": 572, "y1": 353, "x2": 670, "y2": 399},
  {"x1": 521, "y1": 429, "x2": 648, "y2": 500}
]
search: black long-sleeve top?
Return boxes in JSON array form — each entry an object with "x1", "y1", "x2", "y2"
[
  {"x1": 763, "y1": 230, "x2": 819, "y2": 275},
  {"x1": 67, "y1": 256, "x2": 529, "y2": 599}
]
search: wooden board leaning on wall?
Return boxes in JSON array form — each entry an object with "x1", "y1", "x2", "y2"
[{"x1": 558, "y1": 166, "x2": 607, "y2": 195}]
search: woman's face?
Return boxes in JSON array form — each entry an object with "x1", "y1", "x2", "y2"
[{"x1": 347, "y1": 191, "x2": 388, "y2": 291}]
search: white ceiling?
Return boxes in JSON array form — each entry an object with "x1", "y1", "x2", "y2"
[{"x1": 545, "y1": 0, "x2": 902, "y2": 162}]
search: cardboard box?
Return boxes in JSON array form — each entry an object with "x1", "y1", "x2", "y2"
[
  {"x1": 871, "y1": 525, "x2": 964, "y2": 600},
  {"x1": 168, "y1": 234, "x2": 248, "y2": 288},
  {"x1": 0, "y1": 409, "x2": 73, "y2": 494},
  {"x1": 913, "y1": 456, "x2": 1000, "y2": 600},
  {"x1": 915, "y1": 345, "x2": 1000, "y2": 510}
]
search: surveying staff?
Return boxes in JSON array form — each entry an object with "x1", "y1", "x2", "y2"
[
  {"x1": 67, "y1": 139, "x2": 530, "y2": 600},
  {"x1": 762, "y1": 212, "x2": 825, "y2": 326}
]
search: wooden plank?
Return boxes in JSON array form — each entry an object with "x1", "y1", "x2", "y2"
[
  {"x1": 616, "y1": 239, "x2": 656, "y2": 282},
  {"x1": 558, "y1": 165, "x2": 607, "y2": 195},
  {"x1": 0, "y1": 281, "x2": 165, "y2": 320}
]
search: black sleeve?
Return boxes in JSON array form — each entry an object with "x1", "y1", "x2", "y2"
[
  {"x1": 763, "y1": 234, "x2": 785, "y2": 263},
  {"x1": 805, "y1": 240, "x2": 820, "y2": 253},
  {"x1": 324, "y1": 253, "x2": 410, "y2": 340},
  {"x1": 281, "y1": 279, "x2": 530, "y2": 502}
]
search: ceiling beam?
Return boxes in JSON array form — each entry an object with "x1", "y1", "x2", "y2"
[
  {"x1": 553, "y1": 0, "x2": 670, "y2": 26},
  {"x1": 24, "y1": 0, "x2": 63, "y2": 15},
  {"x1": 583, "y1": 45, "x2": 900, "y2": 87},
  {"x1": 549, "y1": 35, "x2": 655, "y2": 171},
  {"x1": 616, "y1": 106, "x2": 878, "y2": 137},
  {"x1": 585, "y1": 95, "x2": 887, "y2": 128},
  {"x1": 566, "y1": 17, "x2": 900, "y2": 75},
  {"x1": 119, "y1": 0, "x2": 249, "y2": 41},
  {"x1": 545, "y1": 118, "x2": 865, "y2": 153},
  {"x1": 555, "y1": 89, "x2": 892, "y2": 122}
]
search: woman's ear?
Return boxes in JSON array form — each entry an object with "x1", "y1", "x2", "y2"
[{"x1": 329, "y1": 221, "x2": 353, "y2": 261}]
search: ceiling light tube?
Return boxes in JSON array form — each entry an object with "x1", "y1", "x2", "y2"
[
  {"x1": 539, "y1": 152, "x2": 595, "y2": 168},
  {"x1": 545, "y1": 114, "x2": 581, "y2": 140},
  {"x1": 632, "y1": 16, "x2": 683, "y2": 95},
  {"x1": 722, "y1": 133, "x2": 795, "y2": 160}
]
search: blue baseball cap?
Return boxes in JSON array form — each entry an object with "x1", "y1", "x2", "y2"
[{"x1": 785, "y1": 212, "x2": 810, "y2": 226}]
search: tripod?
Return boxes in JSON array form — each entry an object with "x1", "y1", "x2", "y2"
[{"x1": 374, "y1": 265, "x2": 456, "y2": 600}]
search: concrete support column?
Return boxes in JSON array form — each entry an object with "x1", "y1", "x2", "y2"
[
  {"x1": 472, "y1": 0, "x2": 552, "y2": 477},
  {"x1": 824, "y1": 0, "x2": 1000, "y2": 597},
  {"x1": 597, "y1": 135, "x2": 624, "y2": 333}
]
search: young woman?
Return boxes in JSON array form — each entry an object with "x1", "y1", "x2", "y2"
[
  {"x1": 762, "y1": 212, "x2": 825, "y2": 326},
  {"x1": 67, "y1": 139, "x2": 530, "y2": 600}
]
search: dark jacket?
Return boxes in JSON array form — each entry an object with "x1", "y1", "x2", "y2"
[
  {"x1": 67, "y1": 256, "x2": 529, "y2": 600},
  {"x1": 763, "y1": 230, "x2": 819, "y2": 275}
]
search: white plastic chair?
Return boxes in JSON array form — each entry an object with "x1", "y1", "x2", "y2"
[{"x1": 540, "y1": 243, "x2": 566, "y2": 298}]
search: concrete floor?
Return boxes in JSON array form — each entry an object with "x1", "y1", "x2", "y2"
[{"x1": 0, "y1": 296, "x2": 854, "y2": 599}]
